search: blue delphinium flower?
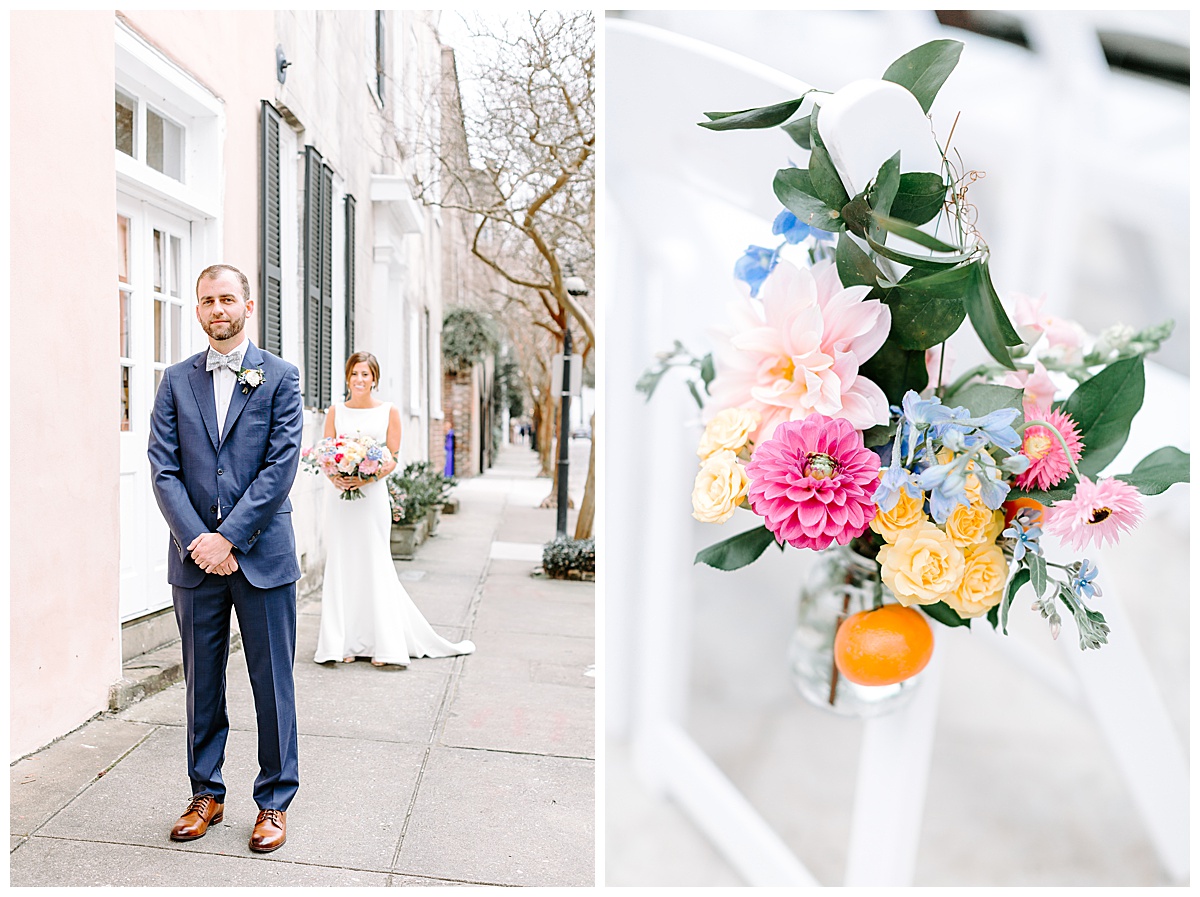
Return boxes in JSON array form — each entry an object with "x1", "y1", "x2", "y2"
[
  {"x1": 918, "y1": 455, "x2": 971, "y2": 523},
  {"x1": 970, "y1": 407, "x2": 1023, "y2": 451},
  {"x1": 873, "y1": 462, "x2": 922, "y2": 513},
  {"x1": 1071, "y1": 559, "x2": 1102, "y2": 601},
  {"x1": 972, "y1": 458, "x2": 1010, "y2": 510},
  {"x1": 1002, "y1": 508, "x2": 1044, "y2": 563},
  {"x1": 901, "y1": 390, "x2": 956, "y2": 428},
  {"x1": 772, "y1": 210, "x2": 811, "y2": 244},
  {"x1": 733, "y1": 245, "x2": 779, "y2": 297}
]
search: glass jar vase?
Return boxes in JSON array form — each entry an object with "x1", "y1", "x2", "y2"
[{"x1": 787, "y1": 542, "x2": 925, "y2": 718}]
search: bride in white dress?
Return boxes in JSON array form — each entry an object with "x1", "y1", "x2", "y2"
[{"x1": 313, "y1": 352, "x2": 476, "y2": 667}]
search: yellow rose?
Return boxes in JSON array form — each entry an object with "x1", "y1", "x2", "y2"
[
  {"x1": 691, "y1": 450, "x2": 749, "y2": 524},
  {"x1": 878, "y1": 521, "x2": 965, "y2": 607},
  {"x1": 697, "y1": 407, "x2": 760, "y2": 460},
  {"x1": 944, "y1": 503, "x2": 1005, "y2": 549},
  {"x1": 945, "y1": 543, "x2": 1009, "y2": 618},
  {"x1": 870, "y1": 476, "x2": 928, "y2": 543}
]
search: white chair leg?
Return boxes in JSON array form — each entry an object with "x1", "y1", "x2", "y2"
[
  {"x1": 844, "y1": 646, "x2": 945, "y2": 885},
  {"x1": 1058, "y1": 589, "x2": 1190, "y2": 882}
]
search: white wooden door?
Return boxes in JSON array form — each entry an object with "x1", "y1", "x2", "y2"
[{"x1": 117, "y1": 195, "x2": 195, "y2": 621}]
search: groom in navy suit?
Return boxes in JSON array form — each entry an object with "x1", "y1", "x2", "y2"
[{"x1": 148, "y1": 263, "x2": 303, "y2": 853}]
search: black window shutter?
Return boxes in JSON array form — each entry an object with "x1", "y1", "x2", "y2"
[
  {"x1": 376, "y1": 12, "x2": 387, "y2": 103},
  {"x1": 259, "y1": 102, "x2": 283, "y2": 357},
  {"x1": 344, "y1": 194, "x2": 356, "y2": 361},
  {"x1": 319, "y1": 162, "x2": 333, "y2": 409},
  {"x1": 302, "y1": 145, "x2": 323, "y2": 408}
]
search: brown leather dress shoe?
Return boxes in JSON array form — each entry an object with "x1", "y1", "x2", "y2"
[
  {"x1": 170, "y1": 793, "x2": 224, "y2": 841},
  {"x1": 249, "y1": 808, "x2": 287, "y2": 853}
]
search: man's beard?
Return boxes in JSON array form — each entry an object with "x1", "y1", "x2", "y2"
[{"x1": 203, "y1": 313, "x2": 246, "y2": 341}]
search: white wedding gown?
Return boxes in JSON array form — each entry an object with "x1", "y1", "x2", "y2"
[{"x1": 313, "y1": 402, "x2": 476, "y2": 665}]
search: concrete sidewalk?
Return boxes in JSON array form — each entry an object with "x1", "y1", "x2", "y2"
[{"x1": 10, "y1": 441, "x2": 595, "y2": 887}]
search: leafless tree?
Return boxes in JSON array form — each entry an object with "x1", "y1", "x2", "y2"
[{"x1": 418, "y1": 11, "x2": 596, "y2": 537}]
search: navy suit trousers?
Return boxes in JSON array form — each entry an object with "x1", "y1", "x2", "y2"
[{"x1": 173, "y1": 570, "x2": 299, "y2": 810}]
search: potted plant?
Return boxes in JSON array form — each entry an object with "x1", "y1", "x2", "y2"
[{"x1": 386, "y1": 473, "x2": 427, "y2": 560}]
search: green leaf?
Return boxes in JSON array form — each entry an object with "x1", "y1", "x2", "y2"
[
  {"x1": 862, "y1": 422, "x2": 895, "y2": 448},
  {"x1": 869, "y1": 211, "x2": 962, "y2": 253},
  {"x1": 884, "y1": 265, "x2": 970, "y2": 350},
  {"x1": 881, "y1": 39, "x2": 964, "y2": 114},
  {"x1": 686, "y1": 379, "x2": 704, "y2": 409},
  {"x1": 986, "y1": 603, "x2": 1000, "y2": 630},
  {"x1": 840, "y1": 196, "x2": 875, "y2": 238},
  {"x1": 699, "y1": 96, "x2": 808, "y2": 130},
  {"x1": 860, "y1": 337, "x2": 929, "y2": 407},
  {"x1": 870, "y1": 153, "x2": 901, "y2": 215},
  {"x1": 1115, "y1": 446, "x2": 1190, "y2": 496},
  {"x1": 836, "y1": 232, "x2": 886, "y2": 293},
  {"x1": 699, "y1": 353, "x2": 715, "y2": 394},
  {"x1": 1029, "y1": 553, "x2": 1048, "y2": 598},
  {"x1": 782, "y1": 114, "x2": 811, "y2": 148},
  {"x1": 978, "y1": 260, "x2": 1022, "y2": 346},
  {"x1": 864, "y1": 232, "x2": 974, "y2": 271},
  {"x1": 1001, "y1": 568, "x2": 1031, "y2": 635},
  {"x1": 807, "y1": 107, "x2": 851, "y2": 211},
  {"x1": 774, "y1": 168, "x2": 844, "y2": 233},
  {"x1": 946, "y1": 383, "x2": 1024, "y2": 419},
  {"x1": 1062, "y1": 356, "x2": 1146, "y2": 477},
  {"x1": 962, "y1": 262, "x2": 1016, "y2": 370},
  {"x1": 695, "y1": 525, "x2": 780, "y2": 571},
  {"x1": 890, "y1": 172, "x2": 949, "y2": 225},
  {"x1": 635, "y1": 367, "x2": 667, "y2": 401},
  {"x1": 920, "y1": 600, "x2": 971, "y2": 628}
]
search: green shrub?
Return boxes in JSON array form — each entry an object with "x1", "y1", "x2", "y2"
[{"x1": 542, "y1": 537, "x2": 595, "y2": 579}]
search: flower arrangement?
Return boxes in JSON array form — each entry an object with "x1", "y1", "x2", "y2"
[
  {"x1": 642, "y1": 40, "x2": 1188, "y2": 691},
  {"x1": 386, "y1": 461, "x2": 456, "y2": 525},
  {"x1": 300, "y1": 436, "x2": 393, "y2": 501}
]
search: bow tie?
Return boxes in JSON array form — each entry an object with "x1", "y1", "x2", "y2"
[{"x1": 206, "y1": 347, "x2": 245, "y2": 373}]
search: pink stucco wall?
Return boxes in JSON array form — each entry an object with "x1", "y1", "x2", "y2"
[
  {"x1": 10, "y1": 10, "x2": 276, "y2": 760},
  {"x1": 10, "y1": 11, "x2": 121, "y2": 759}
]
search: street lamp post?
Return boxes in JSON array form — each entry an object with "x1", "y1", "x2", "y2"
[{"x1": 556, "y1": 270, "x2": 588, "y2": 539}]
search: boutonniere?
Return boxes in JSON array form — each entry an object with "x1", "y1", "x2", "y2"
[{"x1": 237, "y1": 366, "x2": 266, "y2": 394}]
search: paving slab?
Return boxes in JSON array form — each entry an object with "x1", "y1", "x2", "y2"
[
  {"x1": 11, "y1": 718, "x2": 156, "y2": 837},
  {"x1": 443, "y1": 679, "x2": 594, "y2": 759},
  {"x1": 474, "y1": 567, "x2": 594, "y2": 640},
  {"x1": 9, "y1": 837, "x2": 391, "y2": 887},
  {"x1": 396, "y1": 747, "x2": 594, "y2": 886}
]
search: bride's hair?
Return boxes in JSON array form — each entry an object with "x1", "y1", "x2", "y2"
[{"x1": 345, "y1": 351, "x2": 380, "y2": 391}]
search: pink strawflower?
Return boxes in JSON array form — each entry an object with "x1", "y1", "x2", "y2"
[
  {"x1": 744, "y1": 412, "x2": 880, "y2": 551},
  {"x1": 1045, "y1": 476, "x2": 1144, "y2": 551},
  {"x1": 1015, "y1": 405, "x2": 1084, "y2": 491},
  {"x1": 709, "y1": 259, "x2": 891, "y2": 443}
]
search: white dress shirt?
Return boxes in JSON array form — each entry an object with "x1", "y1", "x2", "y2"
[{"x1": 211, "y1": 337, "x2": 251, "y2": 437}]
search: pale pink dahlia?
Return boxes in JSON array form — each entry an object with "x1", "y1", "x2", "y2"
[
  {"x1": 1045, "y1": 476, "x2": 1144, "y2": 551},
  {"x1": 708, "y1": 259, "x2": 891, "y2": 443},
  {"x1": 1015, "y1": 405, "x2": 1084, "y2": 491},
  {"x1": 744, "y1": 413, "x2": 880, "y2": 551}
]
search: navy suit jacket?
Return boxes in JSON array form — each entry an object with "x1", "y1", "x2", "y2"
[{"x1": 148, "y1": 341, "x2": 304, "y2": 589}]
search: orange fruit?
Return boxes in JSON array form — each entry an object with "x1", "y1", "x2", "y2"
[
  {"x1": 1003, "y1": 496, "x2": 1045, "y2": 525},
  {"x1": 833, "y1": 604, "x2": 934, "y2": 686}
]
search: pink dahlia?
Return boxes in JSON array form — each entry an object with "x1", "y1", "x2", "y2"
[
  {"x1": 744, "y1": 413, "x2": 880, "y2": 551},
  {"x1": 1015, "y1": 405, "x2": 1084, "y2": 491},
  {"x1": 1045, "y1": 476, "x2": 1144, "y2": 551},
  {"x1": 708, "y1": 259, "x2": 891, "y2": 443}
]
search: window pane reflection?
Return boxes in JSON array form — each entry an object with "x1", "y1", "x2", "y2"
[
  {"x1": 117, "y1": 215, "x2": 130, "y2": 284},
  {"x1": 146, "y1": 108, "x2": 183, "y2": 181},
  {"x1": 170, "y1": 235, "x2": 182, "y2": 297},
  {"x1": 121, "y1": 366, "x2": 132, "y2": 432},
  {"x1": 115, "y1": 90, "x2": 135, "y2": 157},
  {"x1": 119, "y1": 289, "x2": 131, "y2": 358},
  {"x1": 154, "y1": 299, "x2": 164, "y2": 363},
  {"x1": 171, "y1": 303, "x2": 181, "y2": 361},
  {"x1": 153, "y1": 229, "x2": 164, "y2": 293}
]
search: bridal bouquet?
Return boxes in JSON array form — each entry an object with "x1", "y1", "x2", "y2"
[
  {"x1": 301, "y1": 436, "x2": 393, "y2": 501},
  {"x1": 640, "y1": 40, "x2": 1188, "y2": 698}
]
